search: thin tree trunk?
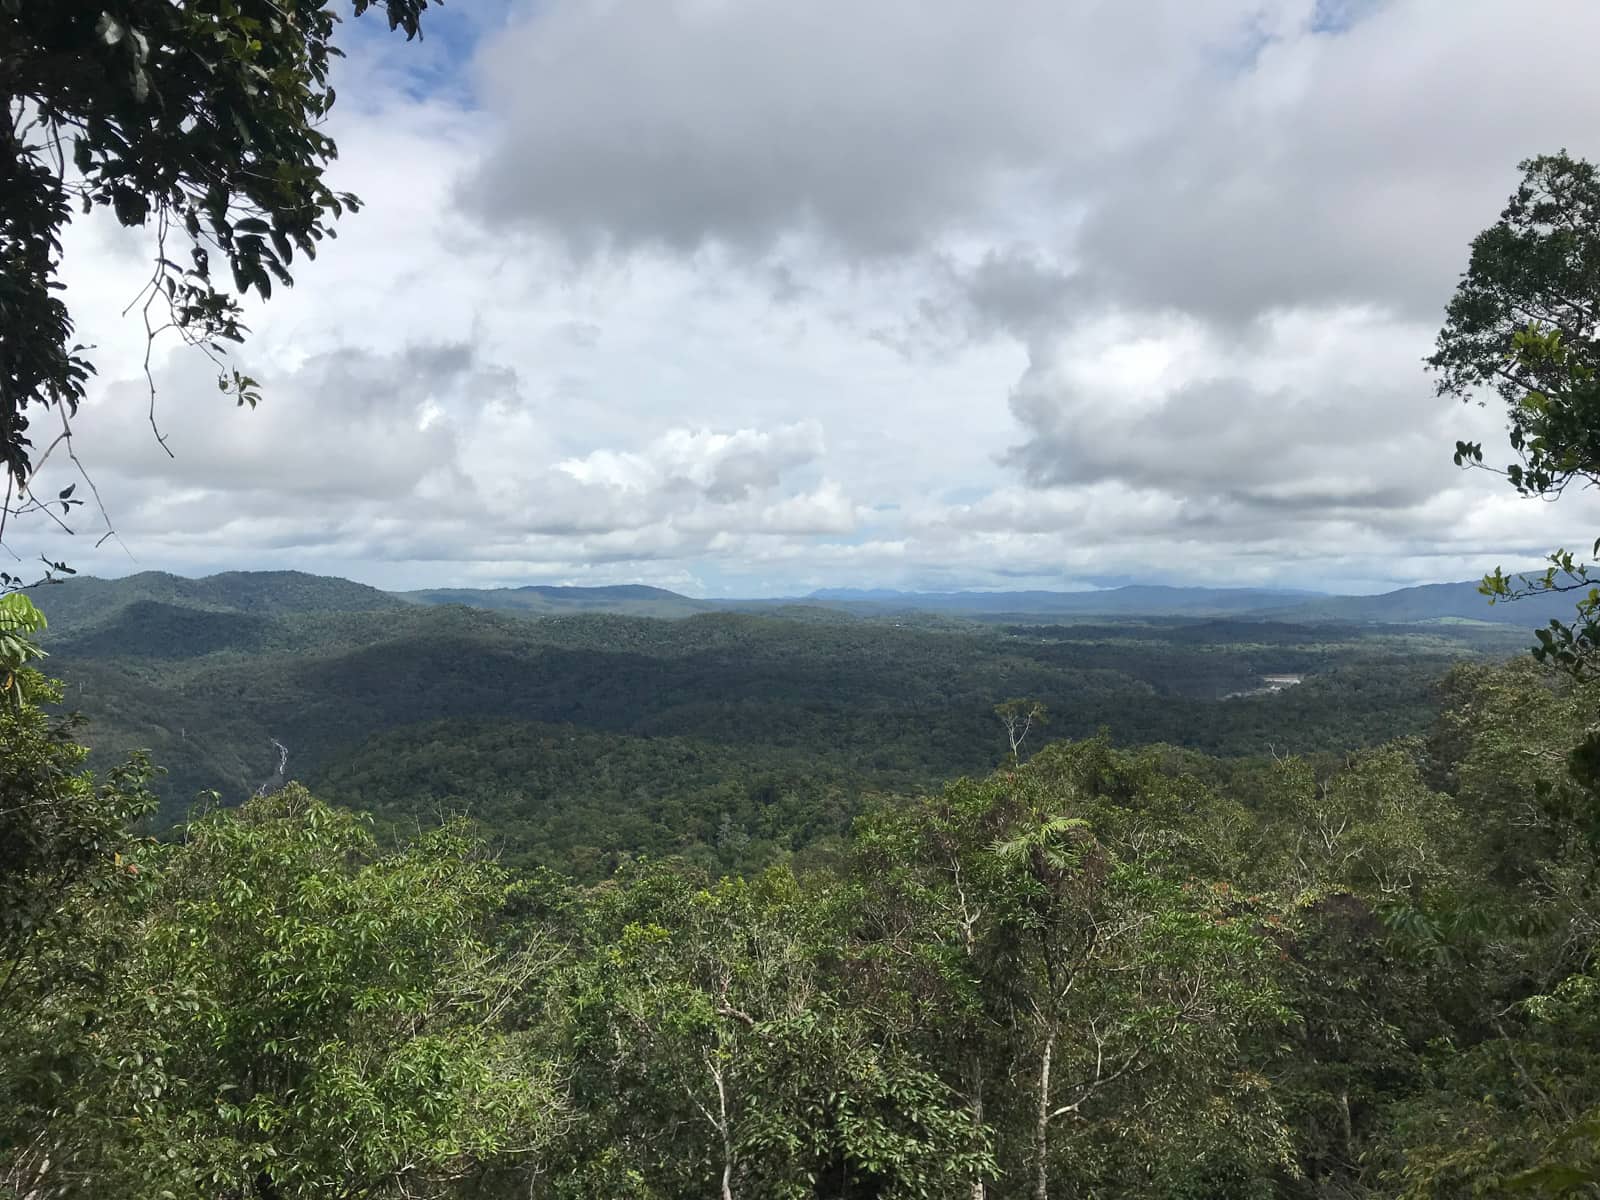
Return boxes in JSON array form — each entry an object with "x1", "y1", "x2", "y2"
[
  {"x1": 713, "y1": 1063, "x2": 735, "y2": 1200},
  {"x1": 1034, "y1": 1030, "x2": 1055, "y2": 1200},
  {"x1": 1340, "y1": 1088, "x2": 1353, "y2": 1164},
  {"x1": 970, "y1": 1057, "x2": 987, "y2": 1200}
]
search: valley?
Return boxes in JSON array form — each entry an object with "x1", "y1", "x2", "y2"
[{"x1": 31, "y1": 570, "x2": 1540, "y2": 876}]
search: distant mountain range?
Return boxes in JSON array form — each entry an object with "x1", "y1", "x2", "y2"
[
  {"x1": 803, "y1": 580, "x2": 1587, "y2": 625},
  {"x1": 1260, "y1": 580, "x2": 1585, "y2": 625},
  {"x1": 23, "y1": 568, "x2": 1587, "y2": 634},
  {"x1": 803, "y1": 584, "x2": 1322, "y2": 618}
]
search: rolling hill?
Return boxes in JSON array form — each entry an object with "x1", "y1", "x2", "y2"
[
  {"x1": 26, "y1": 569, "x2": 404, "y2": 637},
  {"x1": 801, "y1": 584, "x2": 1324, "y2": 618},
  {"x1": 23, "y1": 570, "x2": 1531, "y2": 843},
  {"x1": 402, "y1": 583, "x2": 717, "y2": 619},
  {"x1": 28, "y1": 569, "x2": 1582, "y2": 634},
  {"x1": 1268, "y1": 579, "x2": 1587, "y2": 625}
]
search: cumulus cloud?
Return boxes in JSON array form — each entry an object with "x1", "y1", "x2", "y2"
[
  {"x1": 557, "y1": 422, "x2": 825, "y2": 503},
  {"x1": 79, "y1": 344, "x2": 493, "y2": 502},
  {"x1": 1002, "y1": 308, "x2": 1453, "y2": 508},
  {"x1": 1075, "y1": 0, "x2": 1600, "y2": 325},
  {"x1": 461, "y1": 0, "x2": 1600, "y2": 321},
  {"x1": 463, "y1": 0, "x2": 1271, "y2": 256},
  {"x1": 32, "y1": 329, "x2": 861, "y2": 590}
]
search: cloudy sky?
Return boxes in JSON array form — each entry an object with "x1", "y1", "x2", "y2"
[{"x1": 33, "y1": 0, "x2": 1600, "y2": 596}]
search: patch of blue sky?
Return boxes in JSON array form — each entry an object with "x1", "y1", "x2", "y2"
[
  {"x1": 1310, "y1": 0, "x2": 1389, "y2": 35},
  {"x1": 1216, "y1": 0, "x2": 1389, "y2": 75},
  {"x1": 940, "y1": 485, "x2": 990, "y2": 507},
  {"x1": 334, "y1": 0, "x2": 518, "y2": 107}
]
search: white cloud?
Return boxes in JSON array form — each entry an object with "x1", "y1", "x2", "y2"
[
  {"x1": 464, "y1": 0, "x2": 1267, "y2": 256},
  {"x1": 557, "y1": 422, "x2": 824, "y2": 501},
  {"x1": 1076, "y1": 0, "x2": 1600, "y2": 323},
  {"x1": 18, "y1": 0, "x2": 1600, "y2": 596}
]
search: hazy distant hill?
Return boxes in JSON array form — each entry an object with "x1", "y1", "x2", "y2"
[
  {"x1": 25, "y1": 569, "x2": 1585, "y2": 637},
  {"x1": 402, "y1": 583, "x2": 716, "y2": 619},
  {"x1": 802, "y1": 580, "x2": 1593, "y2": 627},
  {"x1": 803, "y1": 584, "x2": 1324, "y2": 618},
  {"x1": 1269, "y1": 580, "x2": 1587, "y2": 626},
  {"x1": 27, "y1": 570, "x2": 404, "y2": 637}
]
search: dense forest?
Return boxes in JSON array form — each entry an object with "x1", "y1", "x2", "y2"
[
  {"x1": 7, "y1": 602, "x2": 1600, "y2": 1197},
  {"x1": 27, "y1": 572, "x2": 1531, "y2": 873},
  {"x1": 5, "y1": 1, "x2": 1600, "y2": 1196},
  {"x1": 4, "y1": 561, "x2": 1600, "y2": 1196}
]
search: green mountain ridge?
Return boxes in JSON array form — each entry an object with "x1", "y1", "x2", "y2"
[
  {"x1": 801, "y1": 583, "x2": 1322, "y2": 617},
  {"x1": 27, "y1": 569, "x2": 405, "y2": 637},
  {"x1": 1266, "y1": 578, "x2": 1589, "y2": 625},
  {"x1": 27, "y1": 568, "x2": 1584, "y2": 629}
]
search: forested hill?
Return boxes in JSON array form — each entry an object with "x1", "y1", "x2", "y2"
[
  {"x1": 10, "y1": 574, "x2": 1600, "y2": 1198},
  {"x1": 27, "y1": 569, "x2": 406, "y2": 635},
  {"x1": 29, "y1": 568, "x2": 1588, "y2": 628},
  {"x1": 802, "y1": 583, "x2": 1321, "y2": 617},
  {"x1": 799, "y1": 579, "x2": 1586, "y2": 624},
  {"x1": 1267, "y1": 579, "x2": 1590, "y2": 624}
]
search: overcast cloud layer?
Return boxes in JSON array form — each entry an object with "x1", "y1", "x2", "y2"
[{"x1": 30, "y1": 0, "x2": 1600, "y2": 595}]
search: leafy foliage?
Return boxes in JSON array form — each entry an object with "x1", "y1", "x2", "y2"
[
  {"x1": 548, "y1": 866, "x2": 993, "y2": 1198},
  {"x1": 0, "y1": 592, "x2": 46, "y2": 703},
  {"x1": 1, "y1": 638, "x2": 1599, "y2": 1197},
  {"x1": 2, "y1": 1, "x2": 435, "y2": 555},
  {"x1": 0, "y1": 607, "x2": 156, "y2": 1036},
  {"x1": 3, "y1": 785, "x2": 558, "y2": 1199},
  {"x1": 1433, "y1": 151, "x2": 1600, "y2": 674}
]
